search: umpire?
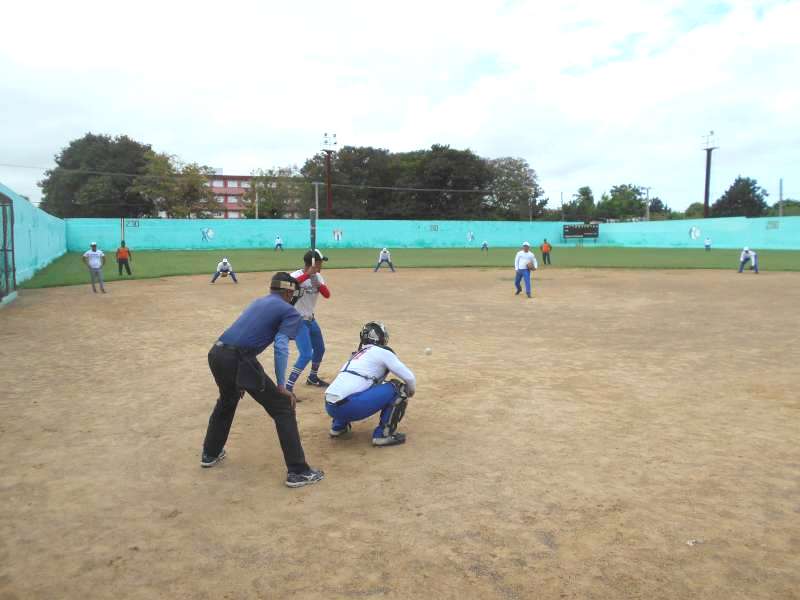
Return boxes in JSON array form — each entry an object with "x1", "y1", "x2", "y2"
[{"x1": 201, "y1": 272, "x2": 325, "y2": 488}]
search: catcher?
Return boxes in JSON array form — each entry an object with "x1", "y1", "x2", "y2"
[
  {"x1": 324, "y1": 322, "x2": 416, "y2": 447},
  {"x1": 513, "y1": 242, "x2": 538, "y2": 298},
  {"x1": 210, "y1": 257, "x2": 238, "y2": 284}
]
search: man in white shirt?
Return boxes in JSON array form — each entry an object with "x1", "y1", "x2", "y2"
[
  {"x1": 82, "y1": 242, "x2": 106, "y2": 294},
  {"x1": 738, "y1": 247, "x2": 759, "y2": 273},
  {"x1": 211, "y1": 258, "x2": 238, "y2": 283},
  {"x1": 275, "y1": 235, "x2": 283, "y2": 251},
  {"x1": 325, "y1": 322, "x2": 416, "y2": 447},
  {"x1": 704, "y1": 237, "x2": 712, "y2": 251},
  {"x1": 374, "y1": 248, "x2": 396, "y2": 272},
  {"x1": 513, "y1": 242, "x2": 538, "y2": 298}
]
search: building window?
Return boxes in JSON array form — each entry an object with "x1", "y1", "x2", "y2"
[
  {"x1": 228, "y1": 197, "x2": 237, "y2": 204},
  {"x1": 216, "y1": 196, "x2": 225, "y2": 203},
  {"x1": 228, "y1": 211, "x2": 240, "y2": 219},
  {"x1": 241, "y1": 181, "x2": 250, "y2": 188},
  {"x1": 212, "y1": 180, "x2": 224, "y2": 187}
]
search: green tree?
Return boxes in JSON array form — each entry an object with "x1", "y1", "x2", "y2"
[
  {"x1": 243, "y1": 167, "x2": 307, "y2": 218},
  {"x1": 562, "y1": 186, "x2": 595, "y2": 221},
  {"x1": 684, "y1": 202, "x2": 705, "y2": 219},
  {"x1": 767, "y1": 199, "x2": 800, "y2": 216},
  {"x1": 486, "y1": 157, "x2": 546, "y2": 220},
  {"x1": 595, "y1": 184, "x2": 645, "y2": 220},
  {"x1": 131, "y1": 153, "x2": 217, "y2": 218},
  {"x1": 39, "y1": 133, "x2": 153, "y2": 217},
  {"x1": 711, "y1": 176, "x2": 768, "y2": 217}
]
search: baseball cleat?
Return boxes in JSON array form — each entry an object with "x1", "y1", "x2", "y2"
[
  {"x1": 306, "y1": 377, "x2": 330, "y2": 387},
  {"x1": 285, "y1": 468, "x2": 325, "y2": 488},
  {"x1": 200, "y1": 448, "x2": 226, "y2": 468},
  {"x1": 372, "y1": 432, "x2": 406, "y2": 447},
  {"x1": 329, "y1": 423, "x2": 352, "y2": 438}
]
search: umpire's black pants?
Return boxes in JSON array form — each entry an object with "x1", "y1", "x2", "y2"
[{"x1": 203, "y1": 345, "x2": 309, "y2": 473}]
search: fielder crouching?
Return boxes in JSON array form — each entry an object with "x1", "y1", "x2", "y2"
[{"x1": 324, "y1": 322, "x2": 416, "y2": 447}]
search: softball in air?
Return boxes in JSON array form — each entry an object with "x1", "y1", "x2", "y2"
[{"x1": 424, "y1": 347, "x2": 432, "y2": 355}]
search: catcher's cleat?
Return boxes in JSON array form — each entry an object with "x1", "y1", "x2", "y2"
[
  {"x1": 372, "y1": 432, "x2": 406, "y2": 447},
  {"x1": 329, "y1": 423, "x2": 352, "y2": 438},
  {"x1": 200, "y1": 448, "x2": 226, "y2": 468},
  {"x1": 306, "y1": 377, "x2": 330, "y2": 387}
]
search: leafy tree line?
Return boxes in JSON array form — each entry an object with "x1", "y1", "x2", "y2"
[
  {"x1": 38, "y1": 134, "x2": 546, "y2": 220},
  {"x1": 40, "y1": 134, "x2": 217, "y2": 218},
  {"x1": 39, "y1": 133, "x2": 781, "y2": 221}
]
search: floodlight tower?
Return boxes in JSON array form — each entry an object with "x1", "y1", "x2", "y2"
[
  {"x1": 642, "y1": 186, "x2": 651, "y2": 221},
  {"x1": 702, "y1": 131, "x2": 718, "y2": 218},
  {"x1": 322, "y1": 133, "x2": 337, "y2": 213}
]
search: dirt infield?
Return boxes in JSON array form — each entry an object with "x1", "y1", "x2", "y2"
[{"x1": 1, "y1": 268, "x2": 799, "y2": 599}]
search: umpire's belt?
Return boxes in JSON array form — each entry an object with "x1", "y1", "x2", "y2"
[{"x1": 214, "y1": 340, "x2": 256, "y2": 355}]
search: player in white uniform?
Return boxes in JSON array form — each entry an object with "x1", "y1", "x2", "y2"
[
  {"x1": 275, "y1": 235, "x2": 283, "y2": 251},
  {"x1": 513, "y1": 242, "x2": 537, "y2": 298},
  {"x1": 325, "y1": 322, "x2": 416, "y2": 446},
  {"x1": 210, "y1": 258, "x2": 238, "y2": 283},
  {"x1": 284, "y1": 249, "x2": 331, "y2": 391},
  {"x1": 374, "y1": 248, "x2": 396, "y2": 272},
  {"x1": 738, "y1": 247, "x2": 759, "y2": 273}
]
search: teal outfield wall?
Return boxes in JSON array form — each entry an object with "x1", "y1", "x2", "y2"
[
  {"x1": 66, "y1": 218, "x2": 570, "y2": 251},
  {"x1": 0, "y1": 182, "x2": 66, "y2": 283},
  {"x1": 66, "y1": 216, "x2": 800, "y2": 252},
  {"x1": 595, "y1": 217, "x2": 800, "y2": 250}
]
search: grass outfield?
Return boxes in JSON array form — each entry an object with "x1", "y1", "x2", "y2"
[{"x1": 21, "y1": 247, "x2": 800, "y2": 288}]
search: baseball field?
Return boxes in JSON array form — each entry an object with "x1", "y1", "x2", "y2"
[{"x1": 2, "y1": 265, "x2": 799, "y2": 599}]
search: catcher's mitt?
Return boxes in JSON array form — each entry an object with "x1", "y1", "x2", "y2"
[
  {"x1": 221, "y1": 271, "x2": 229, "y2": 277},
  {"x1": 527, "y1": 261, "x2": 537, "y2": 271}
]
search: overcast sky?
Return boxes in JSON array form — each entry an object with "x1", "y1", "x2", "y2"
[{"x1": 1, "y1": 0, "x2": 798, "y2": 210}]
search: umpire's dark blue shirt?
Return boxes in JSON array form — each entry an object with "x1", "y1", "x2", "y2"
[{"x1": 219, "y1": 293, "x2": 301, "y2": 354}]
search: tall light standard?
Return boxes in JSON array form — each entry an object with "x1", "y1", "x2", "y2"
[
  {"x1": 702, "y1": 130, "x2": 718, "y2": 218},
  {"x1": 322, "y1": 133, "x2": 337, "y2": 214},
  {"x1": 642, "y1": 186, "x2": 651, "y2": 221}
]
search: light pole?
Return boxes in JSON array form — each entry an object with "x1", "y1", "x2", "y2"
[
  {"x1": 322, "y1": 133, "x2": 337, "y2": 214},
  {"x1": 642, "y1": 186, "x2": 651, "y2": 221},
  {"x1": 702, "y1": 130, "x2": 718, "y2": 218}
]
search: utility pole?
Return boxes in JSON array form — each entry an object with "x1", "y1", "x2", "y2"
[
  {"x1": 322, "y1": 133, "x2": 337, "y2": 214},
  {"x1": 254, "y1": 185, "x2": 259, "y2": 220},
  {"x1": 779, "y1": 178, "x2": 784, "y2": 217},
  {"x1": 643, "y1": 186, "x2": 651, "y2": 221},
  {"x1": 702, "y1": 131, "x2": 718, "y2": 218},
  {"x1": 313, "y1": 182, "x2": 320, "y2": 215}
]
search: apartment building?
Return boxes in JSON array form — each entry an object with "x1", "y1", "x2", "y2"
[{"x1": 208, "y1": 174, "x2": 251, "y2": 219}]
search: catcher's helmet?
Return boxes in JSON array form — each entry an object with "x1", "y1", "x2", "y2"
[
  {"x1": 270, "y1": 272, "x2": 301, "y2": 304},
  {"x1": 360, "y1": 321, "x2": 389, "y2": 347}
]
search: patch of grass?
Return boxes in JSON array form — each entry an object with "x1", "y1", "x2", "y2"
[{"x1": 21, "y1": 247, "x2": 800, "y2": 289}]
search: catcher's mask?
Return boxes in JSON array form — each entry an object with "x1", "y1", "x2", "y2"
[
  {"x1": 360, "y1": 321, "x2": 389, "y2": 347},
  {"x1": 270, "y1": 272, "x2": 302, "y2": 305}
]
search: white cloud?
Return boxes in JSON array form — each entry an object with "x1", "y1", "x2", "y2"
[{"x1": 1, "y1": 0, "x2": 798, "y2": 209}]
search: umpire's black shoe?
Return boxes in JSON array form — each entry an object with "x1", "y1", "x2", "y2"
[
  {"x1": 285, "y1": 468, "x2": 325, "y2": 488},
  {"x1": 372, "y1": 432, "x2": 406, "y2": 447},
  {"x1": 200, "y1": 448, "x2": 226, "y2": 468},
  {"x1": 515, "y1": 289, "x2": 521, "y2": 295},
  {"x1": 306, "y1": 376, "x2": 330, "y2": 387}
]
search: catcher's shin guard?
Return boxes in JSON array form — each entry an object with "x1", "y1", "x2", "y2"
[{"x1": 381, "y1": 380, "x2": 408, "y2": 437}]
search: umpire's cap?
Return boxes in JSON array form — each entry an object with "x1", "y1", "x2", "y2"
[{"x1": 303, "y1": 249, "x2": 329, "y2": 265}]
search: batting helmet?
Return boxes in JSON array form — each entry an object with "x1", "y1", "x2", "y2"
[{"x1": 360, "y1": 321, "x2": 389, "y2": 347}]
